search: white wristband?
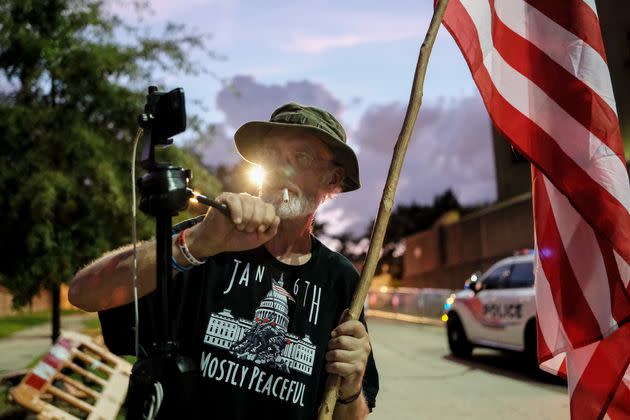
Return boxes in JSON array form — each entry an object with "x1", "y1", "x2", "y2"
[{"x1": 176, "y1": 229, "x2": 205, "y2": 266}]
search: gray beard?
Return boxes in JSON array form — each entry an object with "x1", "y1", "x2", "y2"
[{"x1": 262, "y1": 190, "x2": 319, "y2": 219}]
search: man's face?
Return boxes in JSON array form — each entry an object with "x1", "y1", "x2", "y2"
[{"x1": 257, "y1": 129, "x2": 335, "y2": 219}]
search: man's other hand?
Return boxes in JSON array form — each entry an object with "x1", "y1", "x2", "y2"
[{"x1": 325, "y1": 313, "x2": 371, "y2": 399}]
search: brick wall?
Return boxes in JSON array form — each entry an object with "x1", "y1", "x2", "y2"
[{"x1": 0, "y1": 284, "x2": 74, "y2": 316}]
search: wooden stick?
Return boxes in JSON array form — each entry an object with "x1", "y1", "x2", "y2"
[
  {"x1": 56, "y1": 372, "x2": 101, "y2": 400},
  {"x1": 316, "y1": 0, "x2": 450, "y2": 418},
  {"x1": 45, "y1": 384, "x2": 94, "y2": 414}
]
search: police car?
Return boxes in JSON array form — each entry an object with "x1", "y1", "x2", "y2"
[{"x1": 443, "y1": 252, "x2": 537, "y2": 362}]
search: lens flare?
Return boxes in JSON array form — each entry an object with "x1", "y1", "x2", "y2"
[{"x1": 249, "y1": 166, "x2": 265, "y2": 187}]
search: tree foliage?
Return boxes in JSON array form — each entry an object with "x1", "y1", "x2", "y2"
[
  {"x1": 336, "y1": 190, "x2": 485, "y2": 278},
  {"x1": 363, "y1": 189, "x2": 466, "y2": 245},
  {"x1": 0, "y1": 0, "x2": 220, "y2": 307}
]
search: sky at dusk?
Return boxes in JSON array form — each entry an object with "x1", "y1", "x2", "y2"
[{"x1": 113, "y1": 0, "x2": 497, "y2": 236}]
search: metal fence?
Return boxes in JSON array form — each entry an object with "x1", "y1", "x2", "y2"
[{"x1": 366, "y1": 287, "x2": 453, "y2": 321}]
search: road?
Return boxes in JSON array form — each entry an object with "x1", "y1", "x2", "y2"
[{"x1": 365, "y1": 317, "x2": 569, "y2": 420}]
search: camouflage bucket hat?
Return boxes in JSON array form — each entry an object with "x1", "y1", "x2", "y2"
[{"x1": 234, "y1": 102, "x2": 360, "y2": 192}]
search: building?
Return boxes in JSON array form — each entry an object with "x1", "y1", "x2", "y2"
[
  {"x1": 401, "y1": 193, "x2": 533, "y2": 290},
  {"x1": 203, "y1": 280, "x2": 317, "y2": 375},
  {"x1": 597, "y1": 0, "x2": 630, "y2": 153}
]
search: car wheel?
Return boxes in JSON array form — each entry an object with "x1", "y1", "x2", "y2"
[{"x1": 447, "y1": 313, "x2": 472, "y2": 359}]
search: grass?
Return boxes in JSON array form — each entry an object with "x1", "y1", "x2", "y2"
[
  {"x1": 25, "y1": 352, "x2": 46, "y2": 369},
  {"x1": 0, "y1": 312, "x2": 51, "y2": 339},
  {"x1": 0, "y1": 381, "x2": 26, "y2": 419},
  {"x1": 0, "y1": 309, "x2": 85, "y2": 338},
  {"x1": 81, "y1": 316, "x2": 102, "y2": 337},
  {"x1": 0, "y1": 309, "x2": 84, "y2": 339}
]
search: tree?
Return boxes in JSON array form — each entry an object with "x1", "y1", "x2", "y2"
[
  {"x1": 0, "y1": 0, "x2": 221, "y2": 341},
  {"x1": 361, "y1": 189, "x2": 462, "y2": 245},
  {"x1": 352, "y1": 189, "x2": 486, "y2": 278}
]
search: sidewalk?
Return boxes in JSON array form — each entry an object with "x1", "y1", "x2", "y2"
[{"x1": 0, "y1": 312, "x2": 97, "y2": 375}]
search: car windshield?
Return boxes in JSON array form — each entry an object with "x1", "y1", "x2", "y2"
[
  {"x1": 480, "y1": 265, "x2": 509, "y2": 290},
  {"x1": 509, "y1": 261, "x2": 534, "y2": 288}
]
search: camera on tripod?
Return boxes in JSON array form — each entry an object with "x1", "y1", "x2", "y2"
[
  {"x1": 127, "y1": 86, "x2": 199, "y2": 420},
  {"x1": 140, "y1": 86, "x2": 186, "y2": 142},
  {"x1": 138, "y1": 86, "x2": 188, "y2": 173}
]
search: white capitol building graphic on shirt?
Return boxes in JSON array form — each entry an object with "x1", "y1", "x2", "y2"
[{"x1": 204, "y1": 276, "x2": 317, "y2": 375}]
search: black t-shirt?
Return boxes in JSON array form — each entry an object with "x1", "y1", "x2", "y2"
[{"x1": 99, "y1": 222, "x2": 379, "y2": 419}]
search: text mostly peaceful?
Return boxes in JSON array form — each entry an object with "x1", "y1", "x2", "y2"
[{"x1": 200, "y1": 351, "x2": 307, "y2": 407}]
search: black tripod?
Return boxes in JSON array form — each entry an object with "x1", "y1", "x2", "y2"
[{"x1": 125, "y1": 86, "x2": 199, "y2": 420}]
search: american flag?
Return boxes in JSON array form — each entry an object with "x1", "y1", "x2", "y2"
[
  {"x1": 272, "y1": 281, "x2": 296, "y2": 302},
  {"x1": 439, "y1": 1, "x2": 630, "y2": 418}
]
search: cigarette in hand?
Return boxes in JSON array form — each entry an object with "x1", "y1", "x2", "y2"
[{"x1": 283, "y1": 188, "x2": 289, "y2": 203}]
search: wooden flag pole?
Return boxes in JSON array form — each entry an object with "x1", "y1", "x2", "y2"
[{"x1": 316, "y1": 0, "x2": 450, "y2": 418}]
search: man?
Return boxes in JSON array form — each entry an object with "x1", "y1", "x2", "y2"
[{"x1": 69, "y1": 103, "x2": 379, "y2": 419}]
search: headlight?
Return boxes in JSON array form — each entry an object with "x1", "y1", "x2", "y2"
[{"x1": 443, "y1": 294, "x2": 456, "y2": 311}]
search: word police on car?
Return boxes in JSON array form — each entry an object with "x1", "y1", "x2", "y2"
[{"x1": 443, "y1": 251, "x2": 537, "y2": 366}]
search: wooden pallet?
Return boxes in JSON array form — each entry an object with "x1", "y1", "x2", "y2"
[{"x1": 9, "y1": 331, "x2": 132, "y2": 420}]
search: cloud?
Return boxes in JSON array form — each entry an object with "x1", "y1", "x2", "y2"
[
  {"x1": 316, "y1": 204, "x2": 361, "y2": 236},
  {"x1": 197, "y1": 75, "x2": 345, "y2": 168},
  {"x1": 215, "y1": 75, "x2": 344, "y2": 129},
  {"x1": 194, "y1": 124, "x2": 241, "y2": 168},
  {"x1": 323, "y1": 96, "x2": 496, "y2": 235},
  {"x1": 106, "y1": 0, "x2": 226, "y2": 20},
  {"x1": 286, "y1": 25, "x2": 425, "y2": 54},
  {"x1": 106, "y1": 1, "x2": 432, "y2": 56},
  {"x1": 276, "y1": 10, "x2": 430, "y2": 54}
]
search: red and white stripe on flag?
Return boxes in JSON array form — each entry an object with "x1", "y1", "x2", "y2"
[
  {"x1": 272, "y1": 282, "x2": 296, "y2": 302},
  {"x1": 439, "y1": 0, "x2": 630, "y2": 418}
]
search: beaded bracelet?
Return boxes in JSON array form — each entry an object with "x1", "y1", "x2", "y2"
[
  {"x1": 337, "y1": 388, "x2": 362, "y2": 405},
  {"x1": 176, "y1": 228, "x2": 206, "y2": 266}
]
